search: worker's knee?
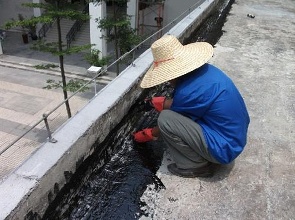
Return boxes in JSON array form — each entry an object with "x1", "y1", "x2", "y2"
[{"x1": 158, "y1": 109, "x2": 177, "y2": 132}]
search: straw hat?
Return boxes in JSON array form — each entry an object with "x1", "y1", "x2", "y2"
[{"x1": 140, "y1": 35, "x2": 214, "y2": 88}]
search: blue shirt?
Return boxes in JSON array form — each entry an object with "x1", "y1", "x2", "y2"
[{"x1": 170, "y1": 64, "x2": 250, "y2": 164}]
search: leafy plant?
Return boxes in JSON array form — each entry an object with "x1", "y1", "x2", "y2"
[
  {"x1": 34, "y1": 63, "x2": 59, "y2": 69},
  {"x1": 84, "y1": 49, "x2": 110, "y2": 67},
  {"x1": 97, "y1": 0, "x2": 141, "y2": 75},
  {"x1": 43, "y1": 79, "x2": 89, "y2": 92}
]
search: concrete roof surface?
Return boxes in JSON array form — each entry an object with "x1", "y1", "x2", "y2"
[
  {"x1": 140, "y1": 0, "x2": 295, "y2": 219},
  {"x1": 0, "y1": 0, "x2": 294, "y2": 218}
]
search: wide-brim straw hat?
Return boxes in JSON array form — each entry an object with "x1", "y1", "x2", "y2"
[{"x1": 140, "y1": 35, "x2": 214, "y2": 88}]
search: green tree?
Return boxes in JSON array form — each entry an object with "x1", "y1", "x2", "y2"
[
  {"x1": 96, "y1": 0, "x2": 141, "y2": 75},
  {"x1": 4, "y1": 0, "x2": 92, "y2": 118}
]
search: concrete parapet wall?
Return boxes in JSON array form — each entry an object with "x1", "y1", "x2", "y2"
[{"x1": 0, "y1": 0, "x2": 217, "y2": 219}]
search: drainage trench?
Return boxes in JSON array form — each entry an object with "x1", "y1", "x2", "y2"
[{"x1": 41, "y1": 0, "x2": 234, "y2": 219}]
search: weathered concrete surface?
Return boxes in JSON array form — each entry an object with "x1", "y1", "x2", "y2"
[
  {"x1": 140, "y1": 0, "x2": 295, "y2": 219},
  {"x1": 0, "y1": 1, "x2": 217, "y2": 219}
]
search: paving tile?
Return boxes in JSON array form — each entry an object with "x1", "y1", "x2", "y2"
[
  {"x1": 0, "y1": 138, "x2": 39, "y2": 179},
  {"x1": 0, "y1": 68, "x2": 90, "y2": 179}
]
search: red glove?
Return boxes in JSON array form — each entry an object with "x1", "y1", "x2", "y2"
[
  {"x1": 133, "y1": 128, "x2": 154, "y2": 143},
  {"x1": 151, "y1": 97, "x2": 165, "y2": 112}
]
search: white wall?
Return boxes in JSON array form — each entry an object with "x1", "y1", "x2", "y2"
[
  {"x1": 0, "y1": 0, "x2": 34, "y2": 29},
  {"x1": 127, "y1": 0, "x2": 138, "y2": 30},
  {"x1": 89, "y1": 2, "x2": 107, "y2": 57}
]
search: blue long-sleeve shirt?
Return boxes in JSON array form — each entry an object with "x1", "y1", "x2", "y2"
[{"x1": 170, "y1": 64, "x2": 250, "y2": 164}]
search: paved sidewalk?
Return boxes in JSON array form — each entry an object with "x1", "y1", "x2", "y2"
[
  {"x1": 0, "y1": 66, "x2": 91, "y2": 179},
  {"x1": 0, "y1": 31, "x2": 115, "y2": 179},
  {"x1": 0, "y1": 31, "x2": 116, "y2": 81},
  {"x1": 140, "y1": 0, "x2": 295, "y2": 219}
]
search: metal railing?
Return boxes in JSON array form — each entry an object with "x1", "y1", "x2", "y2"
[
  {"x1": 0, "y1": 0, "x2": 204, "y2": 156},
  {"x1": 66, "y1": 4, "x2": 89, "y2": 48},
  {"x1": 38, "y1": 22, "x2": 53, "y2": 38}
]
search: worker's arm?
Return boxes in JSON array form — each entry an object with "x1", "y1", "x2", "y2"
[
  {"x1": 133, "y1": 97, "x2": 173, "y2": 143},
  {"x1": 148, "y1": 96, "x2": 173, "y2": 112}
]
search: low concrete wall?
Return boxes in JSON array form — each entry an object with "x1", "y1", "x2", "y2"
[{"x1": 0, "y1": 0, "x2": 217, "y2": 219}]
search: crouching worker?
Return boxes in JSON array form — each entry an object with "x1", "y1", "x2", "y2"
[{"x1": 133, "y1": 35, "x2": 250, "y2": 178}]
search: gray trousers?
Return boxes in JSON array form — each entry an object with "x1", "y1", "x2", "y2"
[{"x1": 157, "y1": 110, "x2": 219, "y2": 169}]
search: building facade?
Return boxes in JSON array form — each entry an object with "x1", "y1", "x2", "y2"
[{"x1": 0, "y1": 0, "x2": 199, "y2": 56}]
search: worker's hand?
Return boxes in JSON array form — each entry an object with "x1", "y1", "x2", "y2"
[
  {"x1": 152, "y1": 97, "x2": 165, "y2": 112},
  {"x1": 133, "y1": 128, "x2": 154, "y2": 143},
  {"x1": 144, "y1": 96, "x2": 165, "y2": 112}
]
